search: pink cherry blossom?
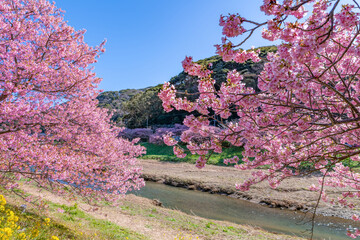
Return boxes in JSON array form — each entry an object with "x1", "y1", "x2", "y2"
[
  {"x1": 160, "y1": 0, "x2": 360, "y2": 237},
  {"x1": 0, "y1": 0, "x2": 144, "y2": 203}
]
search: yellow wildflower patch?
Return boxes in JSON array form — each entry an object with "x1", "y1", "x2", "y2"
[{"x1": 0, "y1": 195, "x2": 59, "y2": 240}]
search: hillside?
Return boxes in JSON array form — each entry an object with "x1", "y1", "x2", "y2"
[
  {"x1": 96, "y1": 89, "x2": 145, "y2": 124},
  {"x1": 97, "y1": 46, "x2": 277, "y2": 128}
]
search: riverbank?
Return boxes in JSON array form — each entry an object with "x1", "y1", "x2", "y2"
[
  {"x1": 2, "y1": 185, "x2": 303, "y2": 240},
  {"x1": 140, "y1": 159, "x2": 360, "y2": 220},
  {"x1": 2, "y1": 159, "x2": 357, "y2": 239}
]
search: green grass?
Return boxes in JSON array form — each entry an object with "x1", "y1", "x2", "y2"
[
  {"x1": 2, "y1": 193, "x2": 148, "y2": 240},
  {"x1": 47, "y1": 202, "x2": 148, "y2": 240},
  {"x1": 140, "y1": 142, "x2": 244, "y2": 166}
]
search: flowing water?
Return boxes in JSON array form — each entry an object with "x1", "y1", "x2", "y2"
[{"x1": 134, "y1": 182, "x2": 359, "y2": 240}]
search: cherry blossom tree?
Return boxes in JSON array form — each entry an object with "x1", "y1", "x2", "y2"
[
  {"x1": 0, "y1": 0, "x2": 144, "y2": 202},
  {"x1": 160, "y1": 0, "x2": 360, "y2": 237}
]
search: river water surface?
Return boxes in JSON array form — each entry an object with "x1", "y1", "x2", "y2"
[{"x1": 134, "y1": 182, "x2": 359, "y2": 240}]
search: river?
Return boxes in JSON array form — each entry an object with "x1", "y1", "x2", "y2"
[{"x1": 135, "y1": 181, "x2": 359, "y2": 240}]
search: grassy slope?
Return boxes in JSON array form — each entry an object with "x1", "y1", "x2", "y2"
[
  {"x1": 2, "y1": 192, "x2": 147, "y2": 240},
  {"x1": 46, "y1": 202, "x2": 147, "y2": 240},
  {"x1": 118, "y1": 195, "x2": 303, "y2": 240},
  {"x1": 140, "y1": 143, "x2": 244, "y2": 166},
  {"x1": 2, "y1": 186, "x2": 304, "y2": 240}
]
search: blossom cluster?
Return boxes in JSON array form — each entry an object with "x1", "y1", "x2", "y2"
[{"x1": 219, "y1": 14, "x2": 246, "y2": 38}]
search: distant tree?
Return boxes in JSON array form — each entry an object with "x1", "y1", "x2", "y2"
[
  {"x1": 160, "y1": 1, "x2": 360, "y2": 238},
  {"x1": 97, "y1": 89, "x2": 143, "y2": 125},
  {"x1": 122, "y1": 85, "x2": 187, "y2": 128},
  {"x1": 122, "y1": 86, "x2": 162, "y2": 128},
  {"x1": 0, "y1": 0, "x2": 144, "y2": 202}
]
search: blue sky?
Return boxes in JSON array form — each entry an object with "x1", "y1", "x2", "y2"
[{"x1": 55, "y1": 1, "x2": 275, "y2": 91}]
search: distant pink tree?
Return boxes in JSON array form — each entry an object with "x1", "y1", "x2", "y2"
[
  {"x1": 119, "y1": 128, "x2": 154, "y2": 141},
  {"x1": 160, "y1": 0, "x2": 360, "y2": 237},
  {"x1": 0, "y1": 0, "x2": 144, "y2": 202},
  {"x1": 149, "y1": 124, "x2": 187, "y2": 145}
]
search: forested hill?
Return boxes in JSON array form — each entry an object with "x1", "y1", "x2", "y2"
[
  {"x1": 97, "y1": 46, "x2": 277, "y2": 128},
  {"x1": 97, "y1": 88, "x2": 145, "y2": 124}
]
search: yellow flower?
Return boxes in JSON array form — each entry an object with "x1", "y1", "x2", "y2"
[
  {"x1": 19, "y1": 232, "x2": 27, "y2": 240},
  {"x1": 44, "y1": 218, "x2": 51, "y2": 226},
  {"x1": 51, "y1": 236, "x2": 60, "y2": 240},
  {"x1": 31, "y1": 228, "x2": 39, "y2": 237},
  {"x1": 0, "y1": 227, "x2": 13, "y2": 238},
  {"x1": 0, "y1": 195, "x2": 6, "y2": 206},
  {"x1": 7, "y1": 210, "x2": 19, "y2": 223}
]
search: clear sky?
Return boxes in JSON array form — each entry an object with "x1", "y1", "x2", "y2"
[{"x1": 55, "y1": 1, "x2": 275, "y2": 91}]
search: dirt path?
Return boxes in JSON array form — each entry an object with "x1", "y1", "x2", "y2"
[{"x1": 141, "y1": 159, "x2": 360, "y2": 219}]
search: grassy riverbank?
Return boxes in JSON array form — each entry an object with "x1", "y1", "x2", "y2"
[
  {"x1": 2, "y1": 192, "x2": 147, "y2": 239},
  {"x1": 2, "y1": 185, "x2": 304, "y2": 240},
  {"x1": 140, "y1": 143, "x2": 244, "y2": 166}
]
